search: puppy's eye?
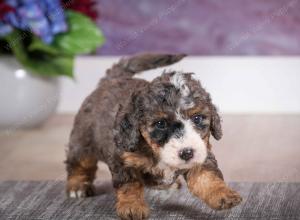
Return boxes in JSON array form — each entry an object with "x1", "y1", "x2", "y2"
[
  {"x1": 192, "y1": 114, "x2": 206, "y2": 127},
  {"x1": 154, "y1": 120, "x2": 167, "y2": 129}
]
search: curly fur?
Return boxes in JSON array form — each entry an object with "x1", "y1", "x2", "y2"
[{"x1": 65, "y1": 53, "x2": 241, "y2": 220}]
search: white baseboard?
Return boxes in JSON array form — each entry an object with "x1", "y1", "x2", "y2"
[{"x1": 58, "y1": 56, "x2": 300, "y2": 114}]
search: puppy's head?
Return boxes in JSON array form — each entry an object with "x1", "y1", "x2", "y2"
[{"x1": 114, "y1": 72, "x2": 222, "y2": 170}]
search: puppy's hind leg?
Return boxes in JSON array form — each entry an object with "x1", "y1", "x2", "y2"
[{"x1": 65, "y1": 147, "x2": 98, "y2": 198}]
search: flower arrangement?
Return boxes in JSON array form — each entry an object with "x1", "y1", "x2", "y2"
[{"x1": 0, "y1": 0, "x2": 104, "y2": 77}]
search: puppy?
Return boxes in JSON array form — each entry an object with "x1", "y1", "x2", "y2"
[{"x1": 65, "y1": 53, "x2": 242, "y2": 220}]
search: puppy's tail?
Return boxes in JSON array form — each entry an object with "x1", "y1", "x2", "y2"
[{"x1": 105, "y1": 53, "x2": 186, "y2": 79}]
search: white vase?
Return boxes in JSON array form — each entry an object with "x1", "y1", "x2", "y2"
[{"x1": 0, "y1": 56, "x2": 60, "y2": 130}]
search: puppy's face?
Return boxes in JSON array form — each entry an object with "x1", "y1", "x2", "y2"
[
  {"x1": 114, "y1": 72, "x2": 222, "y2": 170},
  {"x1": 141, "y1": 108, "x2": 210, "y2": 169}
]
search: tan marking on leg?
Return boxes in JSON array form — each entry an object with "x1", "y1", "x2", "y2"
[
  {"x1": 186, "y1": 165, "x2": 242, "y2": 210},
  {"x1": 66, "y1": 156, "x2": 97, "y2": 198},
  {"x1": 121, "y1": 151, "x2": 166, "y2": 183},
  {"x1": 116, "y1": 182, "x2": 149, "y2": 220},
  {"x1": 121, "y1": 152, "x2": 154, "y2": 171}
]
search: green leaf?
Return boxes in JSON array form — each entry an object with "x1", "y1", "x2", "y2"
[
  {"x1": 3, "y1": 11, "x2": 105, "y2": 77},
  {"x1": 26, "y1": 55, "x2": 73, "y2": 77},
  {"x1": 5, "y1": 30, "x2": 28, "y2": 63},
  {"x1": 28, "y1": 36, "x2": 60, "y2": 56},
  {"x1": 52, "y1": 10, "x2": 105, "y2": 55},
  {"x1": 5, "y1": 30, "x2": 74, "y2": 77}
]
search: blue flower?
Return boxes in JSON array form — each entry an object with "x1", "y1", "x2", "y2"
[{"x1": 0, "y1": 0, "x2": 67, "y2": 44}]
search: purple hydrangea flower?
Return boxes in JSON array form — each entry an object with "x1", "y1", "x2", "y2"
[{"x1": 0, "y1": 0, "x2": 67, "y2": 44}]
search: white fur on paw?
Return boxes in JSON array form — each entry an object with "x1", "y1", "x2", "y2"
[
  {"x1": 69, "y1": 191, "x2": 76, "y2": 198},
  {"x1": 77, "y1": 190, "x2": 83, "y2": 197},
  {"x1": 69, "y1": 190, "x2": 84, "y2": 198}
]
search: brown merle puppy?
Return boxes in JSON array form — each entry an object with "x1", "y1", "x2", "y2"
[{"x1": 65, "y1": 53, "x2": 242, "y2": 220}]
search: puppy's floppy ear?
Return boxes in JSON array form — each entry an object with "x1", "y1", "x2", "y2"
[
  {"x1": 210, "y1": 104, "x2": 223, "y2": 140},
  {"x1": 114, "y1": 93, "x2": 141, "y2": 152}
]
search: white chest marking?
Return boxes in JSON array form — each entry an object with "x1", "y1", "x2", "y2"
[{"x1": 157, "y1": 162, "x2": 178, "y2": 185}]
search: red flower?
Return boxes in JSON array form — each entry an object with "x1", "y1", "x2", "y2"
[
  {"x1": 0, "y1": 1, "x2": 15, "y2": 20},
  {"x1": 61, "y1": 0, "x2": 98, "y2": 20}
]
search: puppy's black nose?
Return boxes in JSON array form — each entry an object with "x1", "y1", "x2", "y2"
[{"x1": 179, "y1": 148, "x2": 194, "y2": 161}]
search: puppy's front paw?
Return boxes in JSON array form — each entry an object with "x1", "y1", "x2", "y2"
[
  {"x1": 66, "y1": 180, "x2": 95, "y2": 198},
  {"x1": 208, "y1": 187, "x2": 242, "y2": 210},
  {"x1": 116, "y1": 201, "x2": 149, "y2": 220}
]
